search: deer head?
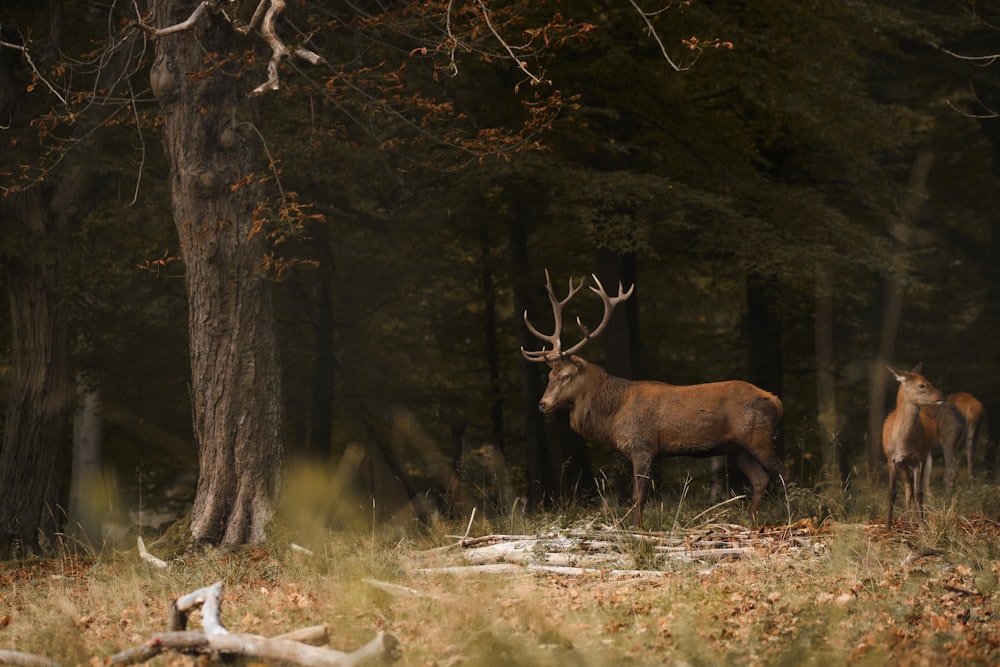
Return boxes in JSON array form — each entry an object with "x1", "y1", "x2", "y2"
[{"x1": 521, "y1": 269, "x2": 634, "y2": 364}]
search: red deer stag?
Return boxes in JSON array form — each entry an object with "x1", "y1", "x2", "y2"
[
  {"x1": 921, "y1": 392, "x2": 983, "y2": 492},
  {"x1": 521, "y1": 271, "x2": 788, "y2": 528},
  {"x1": 882, "y1": 363, "x2": 945, "y2": 529}
]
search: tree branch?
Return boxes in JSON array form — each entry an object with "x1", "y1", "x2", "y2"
[
  {"x1": 0, "y1": 38, "x2": 68, "y2": 106},
  {"x1": 136, "y1": 1, "x2": 210, "y2": 37}
]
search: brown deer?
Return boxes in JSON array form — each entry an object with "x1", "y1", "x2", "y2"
[
  {"x1": 921, "y1": 392, "x2": 984, "y2": 492},
  {"x1": 881, "y1": 363, "x2": 945, "y2": 529},
  {"x1": 521, "y1": 271, "x2": 788, "y2": 528}
]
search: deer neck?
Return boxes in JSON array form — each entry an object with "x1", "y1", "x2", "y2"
[
  {"x1": 569, "y1": 365, "x2": 625, "y2": 441},
  {"x1": 891, "y1": 389, "x2": 925, "y2": 447}
]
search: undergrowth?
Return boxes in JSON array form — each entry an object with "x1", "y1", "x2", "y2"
[{"x1": 2, "y1": 471, "x2": 999, "y2": 666}]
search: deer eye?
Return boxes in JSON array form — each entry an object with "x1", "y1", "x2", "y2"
[{"x1": 918, "y1": 383, "x2": 926, "y2": 389}]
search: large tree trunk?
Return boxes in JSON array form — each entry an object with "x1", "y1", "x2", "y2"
[
  {"x1": 0, "y1": 187, "x2": 71, "y2": 554},
  {"x1": 151, "y1": 1, "x2": 283, "y2": 545}
]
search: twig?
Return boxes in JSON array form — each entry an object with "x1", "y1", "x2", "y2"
[
  {"x1": 460, "y1": 506, "x2": 477, "y2": 544},
  {"x1": 363, "y1": 578, "x2": 433, "y2": 598},
  {"x1": 291, "y1": 543, "x2": 316, "y2": 555},
  {"x1": 0, "y1": 38, "x2": 68, "y2": 106},
  {"x1": 625, "y1": 0, "x2": 685, "y2": 71},
  {"x1": 473, "y1": 0, "x2": 543, "y2": 87}
]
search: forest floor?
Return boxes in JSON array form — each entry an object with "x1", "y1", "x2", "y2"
[{"x1": 2, "y1": 488, "x2": 1000, "y2": 666}]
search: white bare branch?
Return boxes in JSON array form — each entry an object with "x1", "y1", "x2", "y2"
[
  {"x1": 137, "y1": 1, "x2": 210, "y2": 37},
  {"x1": 251, "y1": 0, "x2": 291, "y2": 95},
  {"x1": 137, "y1": 534, "x2": 169, "y2": 568},
  {"x1": 939, "y1": 46, "x2": 1000, "y2": 67}
]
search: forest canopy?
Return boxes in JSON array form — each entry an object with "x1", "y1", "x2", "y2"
[{"x1": 0, "y1": 0, "x2": 999, "y2": 551}]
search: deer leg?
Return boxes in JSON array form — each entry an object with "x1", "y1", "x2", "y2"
[
  {"x1": 966, "y1": 426, "x2": 975, "y2": 480},
  {"x1": 944, "y1": 443, "x2": 957, "y2": 493},
  {"x1": 901, "y1": 464, "x2": 916, "y2": 526},
  {"x1": 734, "y1": 451, "x2": 770, "y2": 523},
  {"x1": 913, "y1": 460, "x2": 926, "y2": 523},
  {"x1": 887, "y1": 463, "x2": 898, "y2": 530},
  {"x1": 922, "y1": 452, "x2": 933, "y2": 499},
  {"x1": 709, "y1": 455, "x2": 726, "y2": 503},
  {"x1": 631, "y1": 451, "x2": 653, "y2": 529}
]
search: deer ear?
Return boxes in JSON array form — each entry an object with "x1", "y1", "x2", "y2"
[
  {"x1": 886, "y1": 365, "x2": 905, "y2": 381},
  {"x1": 911, "y1": 362, "x2": 923, "y2": 374}
]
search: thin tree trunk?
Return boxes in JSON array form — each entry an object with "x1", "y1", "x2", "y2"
[
  {"x1": 310, "y1": 223, "x2": 336, "y2": 457},
  {"x1": 508, "y1": 198, "x2": 553, "y2": 508},
  {"x1": 814, "y1": 267, "x2": 840, "y2": 484},
  {"x1": 479, "y1": 228, "x2": 511, "y2": 501},
  {"x1": 69, "y1": 372, "x2": 105, "y2": 544},
  {"x1": 866, "y1": 148, "x2": 934, "y2": 475},
  {"x1": 151, "y1": 1, "x2": 283, "y2": 545}
]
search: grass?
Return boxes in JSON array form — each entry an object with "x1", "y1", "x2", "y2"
[{"x1": 2, "y1": 476, "x2": 1000, "y2": 666}]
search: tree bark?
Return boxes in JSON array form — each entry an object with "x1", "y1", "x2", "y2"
[
  {"x1": 151, "y1": 1, "x2": 283, "y2": 545},
  {"x1": 0, "y1": 186, "x2": 71, "y2": 554}
]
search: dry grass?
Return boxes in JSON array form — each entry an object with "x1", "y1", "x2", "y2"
[{"x1": 2, "y1": 476, "x2": 1000, "y2": 666}]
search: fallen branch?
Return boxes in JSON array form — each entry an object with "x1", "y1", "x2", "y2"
[
  {"x1": 416, "y1": 563, "x2": 671, "y2": 578},
  {"x1": 108, "y1": 630, "x2": 400, "y2": 667},
  {"x1": 363, "y1": 578, "x2": 434, "y2": 598},
  {"x1": 137, "y1": 535, "x2": 168, "y2": 569},
  {"x1": 412, "y1": 520, "x2": 828, "y2": 576},
  {"x1": 106, "y1": 581, "x2": 400, "y2": 667},
  {"x1": 0, "y1": 650, "x2": 62, "y2": 667}
]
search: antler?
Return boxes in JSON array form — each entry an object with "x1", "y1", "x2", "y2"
[{"x1": 521, "y1": 270, "x2": 634, "y2": 362}]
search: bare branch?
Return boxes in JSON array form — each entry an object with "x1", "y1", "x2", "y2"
[
  {"x1": 251, "y1": 0, "x2": 291, "y2": 95},
  {"x1": 136, "y1": 1, "x2": 210, "y2": 36},
  {"x1": 233, "y1": 0, "x2": 271, "y2": 35},
  {"x1": 939, "y1": 46, "x2": 1000, "y2": 67},
  {"x1": 0, "y1": 38, "x2": 69, "y2": 106},
  {"x1": 626, "y1": 0, "x2": 687, "y2": 71},
  {"x1": 474, "y1": 0, "x2": 544, "y2": 87}
]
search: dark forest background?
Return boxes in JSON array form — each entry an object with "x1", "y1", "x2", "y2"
[{"x1": 2, "y1": 0, "x2": 1000, "y2": 542}]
